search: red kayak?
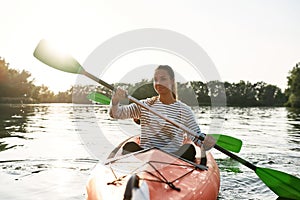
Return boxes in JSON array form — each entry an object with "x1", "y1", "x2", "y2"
[{"x1": 86, "y1": 137, "x2": 220, "y2": 200}]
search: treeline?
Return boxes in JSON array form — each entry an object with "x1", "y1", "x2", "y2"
[
  {"x1": 57, "y1": 79, "x2": 287, "y2": 107},
  {"x1": 115, "y1": 80, "x2": 287, "y2": 107},
  {"x1": 0, "y1": 58, "x2": 71, "y2": 103},
  {"x1": 285, "y1": 63, "x2": 300, "y2": 107},
  {"x1": 1, "y1": 57, "x2": 300, "y2": 107},
  {"x1": 189, "y1": 80, "x2": 287, "y2": 107}
]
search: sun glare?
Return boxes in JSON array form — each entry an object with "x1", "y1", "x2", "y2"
[
  {"x1": 32, "y1": 38, "x2": 79, "y2": 94},
  {"x1": 42, "y1": 38, "x2": 73, "y2": 56}
]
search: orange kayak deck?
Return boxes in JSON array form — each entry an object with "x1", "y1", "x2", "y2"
[{"x1": 86, "y1": 146, "x2": 220, "y2": 200}]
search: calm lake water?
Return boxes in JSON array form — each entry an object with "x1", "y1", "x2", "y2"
[{"x1": 0, "y1": 103, "x2": 299, "y2": 200}]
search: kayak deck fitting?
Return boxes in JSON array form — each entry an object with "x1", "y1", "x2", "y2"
[{"x1": 86, "y1": 138, "x2": 220, "y2": 200}]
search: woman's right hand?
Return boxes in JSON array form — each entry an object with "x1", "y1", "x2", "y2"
[{"x1": 112, "y1": 86, "x2": 127, "y2": 105}]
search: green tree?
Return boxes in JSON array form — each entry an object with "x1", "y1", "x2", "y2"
[
  {"x1": 131, "y1": 82, "x2": 157, "y2": 100},
  {"x1": 177, "y1": 82, "x2": 198, "y2": 106},
  {"x1": 256, "y1": 83, "x2": 286, "y2": 106},
  {"x1": 54, "y1": 88, "x2": 72, "y2": 103},
  {"x1": 37, "y1": 85, "x2": 55, "y2": 103},
  {"x1": 190, "y1": 81, "x2": 210, "y2": 106},
  {"x1": 207, "y1": 80, "x2": 227, "y2": 106},
  {"x1": 0, "y1": 58, "x2": 36, "y2": 102},
  {"x1": 0, "y1": 58, "x2": 10, "y2": 96},
  {"x1": 286, "y1": 62, "x2": 300, "y2": 107},
  {"x1": 223, "y1": 81, "x2": 257, "y2": 106}
]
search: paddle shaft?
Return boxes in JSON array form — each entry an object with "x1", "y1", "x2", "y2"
[
  {"x1": 38, "y1": 55, "x2": 254, "y2": 171},
  {"x1": 82, "y1": 70, "x2": 114, "y2": 91},
  {"x1": 84, "y1": 68, "x2": 260, "y2": 170},
  {"x1": 84, "y1": 69, "x2": 260, "y2": 171},
  {"x1": 85, "y1": 68, "x2": 260, "y2": 171},
  {"x1": 214, "y1": 145, "x2": 256, "y2": 171}
]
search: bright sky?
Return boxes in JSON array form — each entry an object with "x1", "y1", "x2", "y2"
[{"x1": 1, "y1": 0, "x2": 300, "y2": 93}]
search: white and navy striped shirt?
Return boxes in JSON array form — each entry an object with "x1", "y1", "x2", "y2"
[{"x1": 110, "y1": 97, "x2": 203, "y2": 152}]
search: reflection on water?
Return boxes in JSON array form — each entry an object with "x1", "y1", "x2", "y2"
[
  {"x1": 197, "y1": 106, "x2": 300, "y2": 200},
  {"x1": 0, "y1": 105, "x2": 30, "y2": 135},
  {"x1": 0, "y1": 104, "x2": 34, "y2": 151},
  {"x1": 0, "y1": 104, "x2": 300, "y2": 200},
  {"x1": 287, "y1": 107, "x2": 300, "y2": 120},
  {"x1": 0, "y1": 104, "x2": 98, "y2": 200},
  {"x1": 286, "y1": 107, "x2": 300, "y2": 152}
]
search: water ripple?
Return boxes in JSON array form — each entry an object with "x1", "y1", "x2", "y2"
[{"x1": 1, "y1": 105, "x2": 300, "y2": 199}]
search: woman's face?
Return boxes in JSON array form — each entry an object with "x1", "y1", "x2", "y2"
[{"x1": 153, "y1": 69, "x2": 174, "y2": 95}]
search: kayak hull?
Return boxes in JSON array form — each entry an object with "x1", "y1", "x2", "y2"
[{"x1": 86, "y1": 138, "x2": 220, "y2": 200}]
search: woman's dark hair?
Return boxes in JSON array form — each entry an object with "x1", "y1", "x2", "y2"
[{"x1": 155, "y1": 65, "x2": 177, "y2": 99}]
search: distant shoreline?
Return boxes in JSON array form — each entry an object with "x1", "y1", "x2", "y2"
[
  {"x1": 0, "y1": 100, "x2": 287, "y2": 108},
  {"x1": 0, "y1": 97, "x2": 37, "y2": 104}
]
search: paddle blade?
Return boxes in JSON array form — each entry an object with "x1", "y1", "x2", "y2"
[
  {"x1": 210, "y1": 134, "x2": 242, "y2": 153},
  {"x1": 33, "y1": 39, "x2": 84, "y2": 74},
  {"x1": 87, "y1": 92, "x2": 111, "y2": 105},
  {"x1": 256, "y1": 167, "x2": 300, "y2": 199}
]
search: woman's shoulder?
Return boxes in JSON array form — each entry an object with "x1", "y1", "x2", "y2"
[
  {"x1": 176, "y1": 100, "x2": 188, "y2": 107},
  {"x1": 176, "y1": 100, "x2": 194, "y2": 112},
  {"x1": 144, "y1": 96, "x2": 159, "y2": 105}
]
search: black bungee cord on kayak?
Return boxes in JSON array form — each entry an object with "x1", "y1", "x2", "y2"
[{"x1": 107, "y1": 159, "x2": 207, "y2": 193}]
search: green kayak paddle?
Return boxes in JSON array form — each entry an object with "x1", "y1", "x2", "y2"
[{"x1": 87, "y1": 92, "x2": 111, "y2": 105}]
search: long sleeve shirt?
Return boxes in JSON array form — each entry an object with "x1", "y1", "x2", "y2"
[{"x1": 110, "y1": 97, "x2": 203, "y2": 152}]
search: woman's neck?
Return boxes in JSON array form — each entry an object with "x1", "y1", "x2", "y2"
[{"x1": 159, "y1": 94, "x2": 176, "y2": 105}]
